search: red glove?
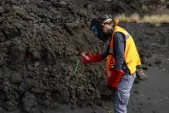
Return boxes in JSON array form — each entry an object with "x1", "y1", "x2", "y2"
[
  {"x1": 81, "y1": 52, "x2": 102, "y2": 64},
  {"x1": 107, "y1": 69, "x2": 124, "y2": 91}
]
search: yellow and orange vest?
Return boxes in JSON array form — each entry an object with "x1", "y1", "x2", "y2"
[{"x1": 105, "y1": 26, "x2": 141, "y2": 75}]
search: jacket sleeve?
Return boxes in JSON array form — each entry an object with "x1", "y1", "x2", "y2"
[
  {"x1": 100, "y1": 44, "x2": 109, "y2": 59},
  {"x1": 114, "y1": 32, "x2": 125, "y2": 70}
]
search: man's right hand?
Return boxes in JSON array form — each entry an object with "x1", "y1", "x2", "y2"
[
  {"x1": 81, "y1": 52, "x2": 102, "y2": 64},
  {"x1": 81, "y1": 52, "x2": 91, "y2": 63}
]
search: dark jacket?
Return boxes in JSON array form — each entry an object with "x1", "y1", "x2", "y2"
[{"x1": 101, "y1": 32, "x2": 126, "y2": 70}]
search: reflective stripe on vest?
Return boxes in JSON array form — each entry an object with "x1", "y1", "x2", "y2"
[{"x1": 108, "y1": 26, "x2": 141, "y2": 74}]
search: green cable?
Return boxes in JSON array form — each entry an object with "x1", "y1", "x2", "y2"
[{"x1": 73, "y1": 59, "x2": 80, "y2": 73}]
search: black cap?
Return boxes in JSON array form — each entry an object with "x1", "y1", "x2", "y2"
[{"x1": 98, "y1": 14, "x2": 112, "y2": 24}]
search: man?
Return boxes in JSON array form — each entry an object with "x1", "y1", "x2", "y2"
[
  {"x1": 81, "y1": 15, "x2": 142, "y2": 113},
  {"x1": 90, "y1": 17, "x2": 147, "y2": 82}
]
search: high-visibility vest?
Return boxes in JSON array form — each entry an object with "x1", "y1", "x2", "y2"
[{"x1": 106, "y1": 26, "x2": 141, "y2": 75}]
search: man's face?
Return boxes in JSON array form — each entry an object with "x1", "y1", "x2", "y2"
[{"x1": 102, "y1": 23, "x2": 111, "y2": 34}]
